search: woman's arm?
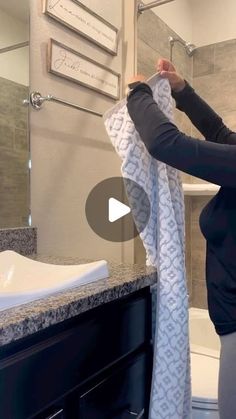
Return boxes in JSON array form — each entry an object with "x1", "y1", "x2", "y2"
[
  {"x1": 127, "y1": 83, "x2": 236, "y2": 188},
  {"x1": 171, "y1": 81, "x2": 236, "y2": 145}
]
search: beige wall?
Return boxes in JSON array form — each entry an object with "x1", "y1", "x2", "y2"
[
  {"x1": 30, "y1": 0, "x2": 136, "y2": 261},
  {"x1": 191, "y1": 0, "x2": 236, "y2": 47},
  {"x1": 0, "y1": 8, "x2": 29, "y2": 85}
]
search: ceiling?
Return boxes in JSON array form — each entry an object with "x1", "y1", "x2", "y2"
[{"x1": 0, "y1": 0, "x2": 29, "y2": 23}]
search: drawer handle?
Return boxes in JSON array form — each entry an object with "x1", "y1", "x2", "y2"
[
  {"x1": 128, "y1": 408, "x2": 145, "y2": 418},
  {"x1": 46, "y1": 409, "x2": 63, "y2": 419}
]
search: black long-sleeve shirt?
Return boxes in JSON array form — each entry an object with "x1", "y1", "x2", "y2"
[{"x1": 127, "y1": 80, "x2": 236, "y2": 335}]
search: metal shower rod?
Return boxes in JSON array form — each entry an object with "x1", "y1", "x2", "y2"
[{"x1": 138, "y1": 0, "x2": 175, "y2": 13}]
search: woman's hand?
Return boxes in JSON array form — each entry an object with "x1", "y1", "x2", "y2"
[{"x1": 156, "y1": 58, "x2": 186, "y2": 92}]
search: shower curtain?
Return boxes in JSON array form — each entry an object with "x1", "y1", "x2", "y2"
[{"x1": 104, "y1": 74, "x2": 191, "y2": 419}]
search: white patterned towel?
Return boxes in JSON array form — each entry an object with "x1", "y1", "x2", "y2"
[{"x1": 103, "y1": 74, "x2": 191, "y2": 419}]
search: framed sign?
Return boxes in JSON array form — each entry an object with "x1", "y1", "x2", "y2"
[
  {"x1": 44, "y1": 0, "x2": 118, "y2": 55},
  {"x1": 48, "y1": 39, "x2": 120, "y2": 99}
]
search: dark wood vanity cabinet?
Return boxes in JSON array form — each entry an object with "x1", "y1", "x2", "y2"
[{"x1": 0, "y1": 288, "x2": 153, "y2": 419}]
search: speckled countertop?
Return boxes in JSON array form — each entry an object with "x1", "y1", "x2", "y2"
[{"x1": 0, "y1": 254, "x2": 157, "y2": 347}]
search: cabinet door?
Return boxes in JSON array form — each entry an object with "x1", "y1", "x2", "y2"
[{"x1": 78, "y1": 352, "x2": 150, "y2": 419}]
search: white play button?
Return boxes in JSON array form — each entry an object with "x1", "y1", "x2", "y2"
[
  {"x1": 108, "y1": 197, "x2": 131, "y2": 223},
  {"x1": 85, "y1": 177, "x2": 150, "y2": 242}
]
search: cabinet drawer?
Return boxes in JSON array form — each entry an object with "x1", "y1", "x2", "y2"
[
  {"x1": 0, "y1": 289, "x2": 151, "y2": 419},
  {"x1": 79, "y1": 352, "x2": 149, "y2": 419}
]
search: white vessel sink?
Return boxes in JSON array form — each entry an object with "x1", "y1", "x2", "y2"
[{"x1": 0, "y1": 251, "x2": 109, "y2": 311}]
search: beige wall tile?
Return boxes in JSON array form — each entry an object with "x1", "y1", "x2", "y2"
[
  {"x1": 184, "y1": 196, "x2": 192, "y2": 299},
  {"x1": 134, "y1": 236, "x2": 146, "y2": 264},
  {"x1": 171, "y1": 42, "x2": 192, "y2": 83},
  {"x1": 137, "y1": 39, "x2": 159, "y2": 78},
  {"x1": 191, "y1": 196, "x2": 210, "y2": 221},
  {"x1": 193, "y1": 45, "x2": 214, "y2": 78},
  {"x1": 193, "y1": 71, "x2": 236, "y2": 115},
  {"x1": 191, "y1": 125, "x2": 204, "y2": 140},
  {"x1": 192, "y1": 280, "x2": 208, "y2": 309},
  {"x1": 0, "y1": 77, "x2": 29, "y2": 228},
  {"x1": 138, "y1": 10, "x2": 168, "y2": 53},
  {"x1": 174, "y1": 108, "x2": 192, "y2": 133},
  {"x1": 214, "y1": 39, "x2": 236, "y2": 73},
  {"x1": 137, "y1": 10, "x2": 192, "y2": 81},
  {"x1": 220, "y1": 110, "x2": 236, "y2": 131},
  {"x1": 191, "y1": 197, "x2": 208, "y2": 304},
  {"x1": 191, "y1": 246, "x2": 206, "y2": 282}
]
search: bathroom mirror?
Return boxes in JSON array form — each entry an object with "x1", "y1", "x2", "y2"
[{"x1": 0, "y1": 0, "x2": 30, "y2": 228}]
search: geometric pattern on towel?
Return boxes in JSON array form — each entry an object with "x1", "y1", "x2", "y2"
[{"x1": 104, "y1": 74, "x2": 192, "y2": 419}]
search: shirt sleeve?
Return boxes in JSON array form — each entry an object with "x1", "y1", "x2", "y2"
[
  {"x1": 127, "y1": 83, "x2": 236, "y2": 188},
  {"x1": 171, "y1": 81, "x2": 236, "y2": 145}
]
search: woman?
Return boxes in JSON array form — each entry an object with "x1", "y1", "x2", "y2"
[{"x1": 127, "y1": 58, "x2": 236, "y2": 419}]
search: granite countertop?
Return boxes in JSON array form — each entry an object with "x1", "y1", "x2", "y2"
[{"x1": 0, "y1": 254, "x2": 157, "y2": 347}]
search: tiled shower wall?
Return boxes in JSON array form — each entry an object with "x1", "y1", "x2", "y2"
[
  {"x1": 0, "y1": 76, "x2": 29, "y2": 228},
  {"x1": 137, "y1": 10, "x2": 193, "y2": 149},
  {"x1": 137, "y1": 11, "x2": 236, "y2": 307}
]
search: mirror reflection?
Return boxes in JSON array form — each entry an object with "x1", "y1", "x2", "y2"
[{"x1": 0, "y1": 0, "x2": 29, "y2": 228}]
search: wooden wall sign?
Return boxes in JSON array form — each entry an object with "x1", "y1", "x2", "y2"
[{"x1": 44, "y1": 0, "x2": 118, "y2": 55}]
